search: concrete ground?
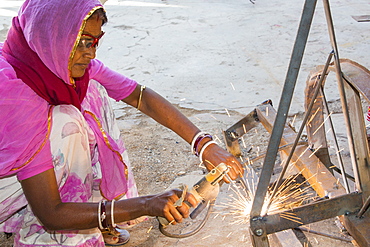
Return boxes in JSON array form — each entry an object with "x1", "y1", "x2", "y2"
[{"x1": 1, "y1": 0, "x2": 370, "y2": 246}]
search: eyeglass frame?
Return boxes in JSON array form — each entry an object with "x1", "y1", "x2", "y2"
[{"x1": 77, "y1": 32, "x2": 105, "y2": 50}]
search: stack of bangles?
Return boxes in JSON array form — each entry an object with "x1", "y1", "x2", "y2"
[
  {"x1": 191, "y1": 131, "x2": 217, "y2": 162},
  {"x1": 98, "y1": 199, "x2": 117, "y2": 231}
]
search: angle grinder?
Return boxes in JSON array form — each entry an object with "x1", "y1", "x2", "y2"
[{"x1": 157, "y1": 163, "x2": 229, "y2": 238}]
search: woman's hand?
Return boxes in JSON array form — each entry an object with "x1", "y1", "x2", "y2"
[
  {"x1": 201, "y1": 143, "x2": 243, "y2": 182},
  {"x1": 145, "y1": 189, "x2": 197, "y2": 225}
]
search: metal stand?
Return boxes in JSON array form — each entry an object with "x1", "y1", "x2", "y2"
[{"x1": 223, "y1": 0, "x2": 370, "y2": 246}]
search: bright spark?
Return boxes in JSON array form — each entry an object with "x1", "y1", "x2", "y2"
[
  {"x1": 307, "y1": 107, "x2": 320, "y2": 126},
  {"x1": 219, "y1": 167, "x2": 315, "y2": 225},
  {"x1": 308, "y1": 144, "x2": 322, "y2": 158},
  {"x1": 225, "y1": 108, "x2": 231, "y2": 117},
  {"x1": 214, "y1": 135, "x2": 222, "y2": 143},
  {"x1": 312, "y1": 112, "x2": 332, "y2": 135},
  {"x1": 241, "y1": 136, "x2": 247, "y2": 148},
  {"x1": 230, "y1": 82, "x2": 236, "y2": 90},
  {"x1": 290, "y1": 115, "x2": 297, "y2": 127}
]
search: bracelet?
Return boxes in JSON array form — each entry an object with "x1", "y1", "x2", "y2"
[
  {"x1": 98, "y1": 200, "x2": 108, "y2": 230},
  {"x1": 110, "y1": 199, "x2": 116, "y2": 228},
  {"x1": 191, "y1": 132, "x2": 205, "y2": 154},
  {"x1": 191, "y1": 132, "x2": 213, "y2": 156},
  {"x1": 194, "y1": 134, "x2": 213, "y2": 156},
  {"x1": 137, "y1": 85, "x2": 146, "y2": 110},
  {"x1": 199, "y1": 141, "x2": 217, "y2": 162}
]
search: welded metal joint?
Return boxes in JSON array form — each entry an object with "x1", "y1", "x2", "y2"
[
  {"x1": 224, "y1": 130, "x2": 239, "y2": 142},
  {"x1": 255, "y1": 229, "x2": 264, "y2": 236},
  {"x1": 251, "y1": 216, "x2": 263, "y2": 221},
  {"x1": 250, "y1": 216, "x2": 267, "y2": 237}
]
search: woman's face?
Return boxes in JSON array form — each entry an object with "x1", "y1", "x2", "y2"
[{"x1": 70, "y1": 16, "x2": 103, "y2": 78}]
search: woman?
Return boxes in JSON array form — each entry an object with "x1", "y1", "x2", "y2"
[{"x1": 0, "y1": 0, "x2": 243, "y2": 246}]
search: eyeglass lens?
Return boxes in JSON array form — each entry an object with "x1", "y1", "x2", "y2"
[{"x1": 77, "y1": 32, "x2": 105, "y2": 50}]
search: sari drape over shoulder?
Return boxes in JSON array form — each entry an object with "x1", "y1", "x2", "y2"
[{"x1": 0, "y1": 0, "x2": 137, "y2": 200}]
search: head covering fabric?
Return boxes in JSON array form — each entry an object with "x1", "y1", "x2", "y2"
[{"x1": 2, "y1": 0, "x2": 99, "y2": 110}]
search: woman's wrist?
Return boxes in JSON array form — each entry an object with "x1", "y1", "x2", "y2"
[
  {"x1": 199, "y1": 141, "x2": 217, "y2": 162},
  {"x1": 190, "y1": 131, "x2": 214, "y2": 156},
  {"x1": 142, "y1": 195, "x2": 154, "y2": 216}
]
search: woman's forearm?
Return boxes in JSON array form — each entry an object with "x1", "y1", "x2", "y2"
[
  {"x1": 21, "y1": 169, "x2": 194, "y2": 231},
  {"x1": 123, "y1": 85, "x2": 200, "y2": 144}
]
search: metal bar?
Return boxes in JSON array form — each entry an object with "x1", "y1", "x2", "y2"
[
  {"x1": 294, "y1": 227, "x2": 352, "y2": 243},
  {"x1": 270, "y1": 230, "x2": 303, "y2": 247},
  {"x1": 250, "y1": 228, "x2": 270, "y2": 247},
  {"x1": 223, "y1": 108, "x2": 260, "y2": 157},
  {"x1": 322, "y1": 0, "x2": 359, "y2": 189},
  {"x1": 320, "y1": 86, "x2": 350, "y2": 193},
  {"x1": 255, "y1": 103, "x2": 346, "y2": 198},
  {"x1": 343, "y1": 79, "x2": 370, "y2": 198},
  {"x1": 250, "y1": 0, "x2": 317, "y2": 219},
  {"x1": 266, "y1": 52, "x2": 334, "y2": 211},
  {"x1": 341, "y1": 213, "x2": 370, "y2": 246},
  {"x1": 252, "y1": 192, "x2": 363, "y2": 235},
  {"x1": 224, "y1": 108, "x2": 260, "y2": 141},
  {"x1": 357, "y1": 195, "x2": 370, "y2": 218},
  {"x1": 304, "y1": 67, "x2": 333, "y2": 172}
]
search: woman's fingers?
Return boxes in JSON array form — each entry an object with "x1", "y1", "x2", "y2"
[
  {"x1": 161, "y1": 190, "x2": 198, "y2": 224},
  {"x1": 201, "y1": 144, "x2": 244, "y2": 182}
]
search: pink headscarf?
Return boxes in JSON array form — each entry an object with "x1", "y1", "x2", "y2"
[
  {"x1": 0, "y1": 0, "x2": 129, "y2": 200},
  {"x1": 2, "y1": 0, "x2": 97, "y2": 110}
]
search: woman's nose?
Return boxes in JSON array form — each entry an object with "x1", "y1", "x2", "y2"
[{"x1": 84, "y1": 47, "x2": 96, "y2": 59}]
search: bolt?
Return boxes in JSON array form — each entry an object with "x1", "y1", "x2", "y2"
[{"x1": 255, "y1": 229, "x2": 263, "y2": 236}]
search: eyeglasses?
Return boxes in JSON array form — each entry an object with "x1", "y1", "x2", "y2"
[{"x1": 77, "y1": 32, "x2": 105, "y2": 50}]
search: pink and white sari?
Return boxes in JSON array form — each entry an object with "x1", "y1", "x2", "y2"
[{"x1": 0, "y1": 0, "x2": 143, "y2": 245}]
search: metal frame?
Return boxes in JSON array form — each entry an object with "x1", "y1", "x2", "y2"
[{"x1": 223, "y1": 0, "x2": 370, "y2": 246}]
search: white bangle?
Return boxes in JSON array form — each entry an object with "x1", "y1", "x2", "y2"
[
  {"x1": 98, "y1": 200, "x2": 103, "y2": 230},
  {"x1": 111, "y1": 199, "x2": 116, "y2": 228},
  {"x1": 199, "y1": 141, "x2": 217, "y2": 162},
  {"x1": 190, "y1": 131, "x2": 206, "y2": 154}
]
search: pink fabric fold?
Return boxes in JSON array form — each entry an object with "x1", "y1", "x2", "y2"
[
  {"x1": 84, "y1": 112, "x2": 128, "y2": 200},
  {"x1": 2, "y1": 17, "x2": 89, "y2": 110},
  {"x1": 0, "y1": 0, "x2": 137, "y2": 200}
]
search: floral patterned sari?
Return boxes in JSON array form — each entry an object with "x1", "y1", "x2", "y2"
[{"x1": 0, "y1": 81, "x2": 140, "y2": 246}]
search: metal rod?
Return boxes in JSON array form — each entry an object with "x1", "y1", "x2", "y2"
[
  {"x1": 322, "y1": 0, "x2": 359, "y2": 189},
  {"x1": 357, "y1": 194, "x2": 370, "y2": 218},
  {"x1": 250, "y1": 0, "x2": 317, "y2": 219},
  {"x1": 244, "y1": 141, "x2": 308, "y2": 164},
  {"x1": 262, "y1": 192, "x2": 362, "y2": 235},
  {"x1": 295, "y1": 227, "x2": 352, "y2": 243},
  {"x1": 266, "y1": 51, "x2": 334, "y2": 211},
  {"x1": 320, "y1": 86, "x2": 350, "y2": 193}
]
